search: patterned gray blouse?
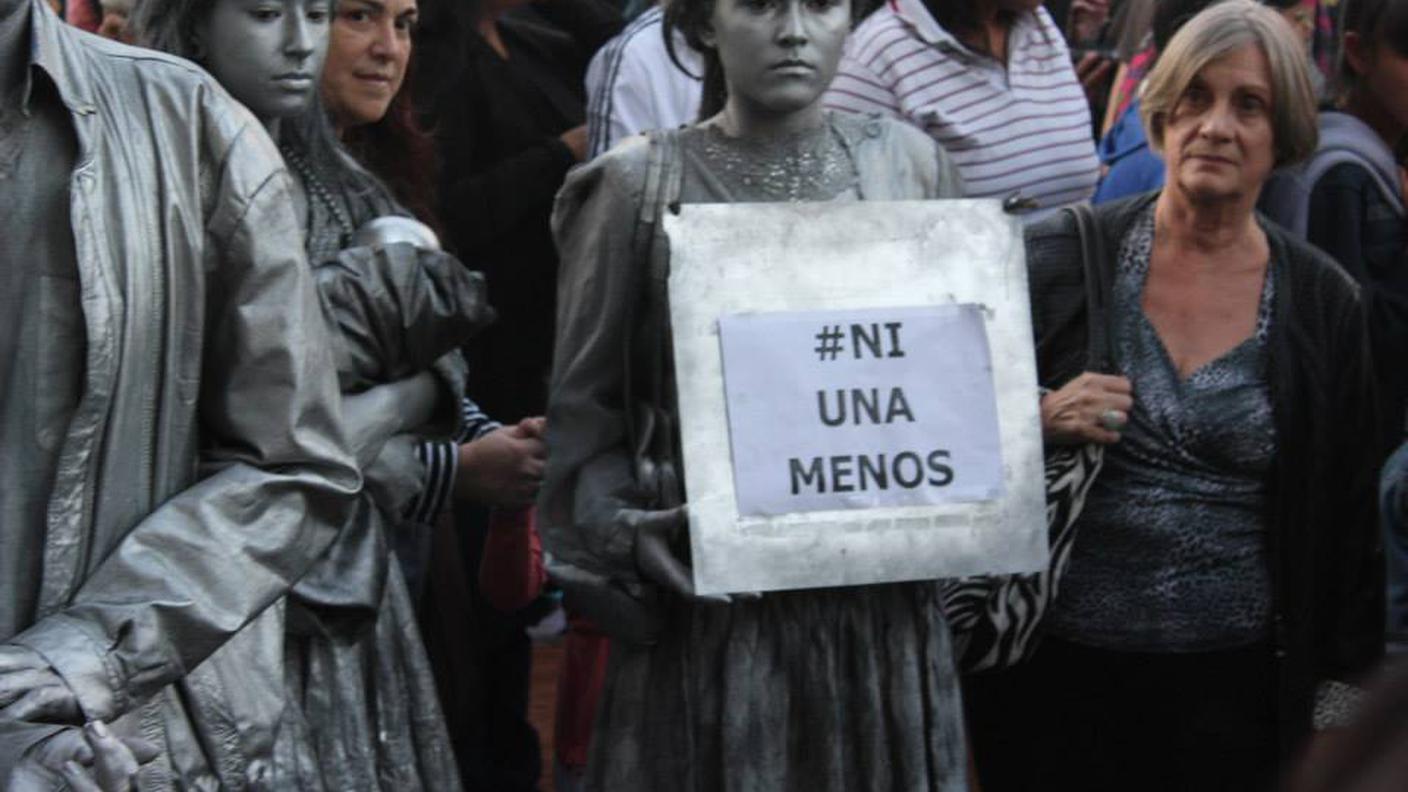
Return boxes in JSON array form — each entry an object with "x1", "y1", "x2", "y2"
[{"x1": 1049, "y1": 206, "x2": 1279, "y2": 652}]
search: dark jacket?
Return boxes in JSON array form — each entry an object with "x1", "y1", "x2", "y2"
[
  {"x1": 1026, "y1": 192, "x2": 1385, "y2": 755},
  {"x1": 414, "y1": 1, "x2": 622, "y2": 422}
]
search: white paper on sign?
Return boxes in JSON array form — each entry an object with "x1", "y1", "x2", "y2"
[{"x1": 718, "y1": 305, "x2": 1005, "y2": 517}]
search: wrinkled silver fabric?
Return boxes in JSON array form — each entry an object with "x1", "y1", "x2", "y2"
[
  {"x1": 544, "y1": 113, "x2": 972, "y2": 790},
  {"x1": 1, "y1": 2, "x2": 361, "y2": 787},
  {"x1": 270, "y1": 138, "x2": 475, "y2": 790},
  {"x1": 315, "y1": 241, "x2": 492, "y2": 393}
]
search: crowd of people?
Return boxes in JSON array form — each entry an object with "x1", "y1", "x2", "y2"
[{"x1": 0, "y1": 0, "x2": 1405, "y2": 788}]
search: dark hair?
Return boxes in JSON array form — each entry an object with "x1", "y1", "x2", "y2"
[
  {"x1": 662, "y1": 0, "x2": 869, "y2": 120},
  {"x1": 130, "y1": 0, "x2": 209, "y2": 59},
  {"x1": 342, "y1": 57, "x2": 445, "y2": 234},
  {"x1": 282, "y1": 92, "x2": 389, "y2": 214},
  {"x1": 1338, "y1": 0, "x2": 1408, "y2": 99}
]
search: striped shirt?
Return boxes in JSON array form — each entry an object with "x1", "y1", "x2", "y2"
[
  {"x1": 408, "y1": 397, "x2": 502, "y2": 525},
  {"x1": 826, "y1": 0, "x2": 1100, "y2": 217},
  {"x1": 584, "y1": 6, "x2": 703, "y2": 159}
]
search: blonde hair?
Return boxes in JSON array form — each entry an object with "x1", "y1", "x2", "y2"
[{"x1": 1140, "y1": 0, "x2": 1319, "y2": 167}]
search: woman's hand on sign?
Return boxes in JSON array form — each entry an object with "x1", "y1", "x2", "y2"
[
  {"x1": 628, "y1": 506, "x2": 695, "y2": 597},
  {"x1": 1040, "y1": 372, "x2": 1133, "y2": 446}
]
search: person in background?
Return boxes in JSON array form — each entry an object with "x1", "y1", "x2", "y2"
[
  {"x1": 93, "y1": 0, "x2": 130, "y2": 40},
  {"x1": 0, "y1": 0, "x2": 360, "y2": 786},
  {"x1": 1261, "y1": 0, "x2": 1408, "y2": 649},
  {"x1": 825, "y1": 0, "x2": 1103, "y2": 219},
  {"x1": 413, "y1": 0, "x2": 621, "y2": 423},
  {"x1": 1261, "y1": 0, "x2": 1406, "y2": 447},
  {"x1": 1094, "y1": 0, "x2": 1219, "y2": 203},
  {"x1": 61, "y1": 0, "x2": 99, "y2": 30},
  {"x1": 1098, "y1": 0, "x2": 1157, "y2": 132},
  {"x1": 326, "y1": 0, "x2": 443, "y2": 232},
  {"x1": 968, "y1": 4, "x2": 1384, "y2": 790},
  {"x1": 584, "y1": 2, "x2": 702, "y2": 157},
  {"x1": 319, "y1": 7, "x2": 557, "y2": 788},
  {"x1": 1269, "y1": 0, "x2": 1327, "y2": 94},
  {"x1": 320, "y1": 0, "x2": 549, "y2": 591},
  {"x1": 1314, "y1": 0, "x2": 1344, "y2": 80},
  {"x1": 410, "y1": 3, "x2": 620, "y2": 787}
]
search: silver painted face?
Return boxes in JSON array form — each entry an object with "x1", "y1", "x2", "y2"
[
  {"x1": 704, "y1": 0, "x2": 851, "y2": 119},
  {"x1": 199, "y1": 0, "x2": 332, "y2": 123}
]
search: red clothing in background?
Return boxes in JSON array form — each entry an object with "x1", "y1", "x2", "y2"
[
  {"x1": 479, "y1": 508, "x2": 547, "y2": 612},
  {"x1": 556, "y1": 618, "x2": 610, "y2": 770},
  {"x1": 475, "y1": 508, "x2": 609, "y2": 772},
  {"x1": 64, "y1": 0, "x2": 100, "y2": 31}
]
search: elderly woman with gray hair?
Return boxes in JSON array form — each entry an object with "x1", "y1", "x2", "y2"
[{"x1": 963, "y1": 2, "x2": 1385, "y2": 789}]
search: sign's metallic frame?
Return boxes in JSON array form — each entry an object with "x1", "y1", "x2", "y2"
[{"x1": 665, "y1": 200, "x2": 1048, "y2": 595}]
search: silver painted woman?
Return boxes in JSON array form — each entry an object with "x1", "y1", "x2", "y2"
[
  {"x1": 131, "y1": 1, "x2": 485, "y2": 788},
  {"x1": 541, "y1": 0, "x2": 970, "y2": 786}
]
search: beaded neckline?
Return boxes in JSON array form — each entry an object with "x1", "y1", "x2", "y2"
[
  {"x1": 685, "y1": 115, "x2": 858, "y2": 203},
  {"x1": 281, "y1": 143, "x2": 355, "y2": 238}
]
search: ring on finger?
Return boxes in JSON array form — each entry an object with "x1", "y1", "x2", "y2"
[{"x1": 1097, "y1": 408, "x2": 1126, "y2": 431}]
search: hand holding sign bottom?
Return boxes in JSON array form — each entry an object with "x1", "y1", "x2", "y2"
[{"x1": 625, "y1": 507, "x2": 749, "y2": 604}]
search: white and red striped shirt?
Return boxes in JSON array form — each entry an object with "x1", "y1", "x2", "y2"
[{"x1": 826, "y1": 0, "x2": 1100, "y2": 218}]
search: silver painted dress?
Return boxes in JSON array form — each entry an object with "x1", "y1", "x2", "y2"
[
  {"x1": 268, "y1": 141, "x2": 482, "y2": 791},
  {"x1": 544, "y1": 112, "x2": 971, "y2": 791}
]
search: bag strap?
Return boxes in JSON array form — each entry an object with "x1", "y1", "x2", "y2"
[
  {"x1": 1070, "y1": 203, "x2": 1114, "y2": 374},
  {"x1": 622, "y1": 131, "x2": 684, "y2": 506}
]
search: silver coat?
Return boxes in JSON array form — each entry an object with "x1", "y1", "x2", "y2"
[{"x1": 1, "y1": 2, "x2": 360, "y2": 787}]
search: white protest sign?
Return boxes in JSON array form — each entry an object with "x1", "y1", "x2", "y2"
[
  {"x1": 665, "y1": 200, "x2": 1046, "y2": 595},
  {"x1": 719, "y1": 305, "x2": 1005, "y2": 516}
]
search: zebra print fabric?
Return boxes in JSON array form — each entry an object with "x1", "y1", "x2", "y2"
[{"x1": 940, "y1": 443, "x2": 1104, "y2": 672}]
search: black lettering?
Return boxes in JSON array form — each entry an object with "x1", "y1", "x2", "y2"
[
  {"x1": 885, "y1": 387, "x2": 916, "y2": 423},
  {"x1": 817, "y1": 390, "x2": 845, "y2": 427},
  {"x1": 790, "y1": 457, "x2": 825, "y2": 494},
  {"x1": 926, "y1": 450, "x2": 954, "y2": 486},
  {"x1": 830, "y1": 455, "x2": 855, "y2": 492},
  {"x1": 851, "y1": 323, "x2": 883, "y2": 359},
  {"x1": 858, "y1": 453, "x2": 888, "y2": 490},
  {"x1": 854, "y1": 388, "x2": 881, "y2": 424},
  {"x1": 885, "y1": 322, "x2": 907, "y2": 358},
  {"x1": 893, "y1": 452, "x2": 924, "y2": 488}
]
